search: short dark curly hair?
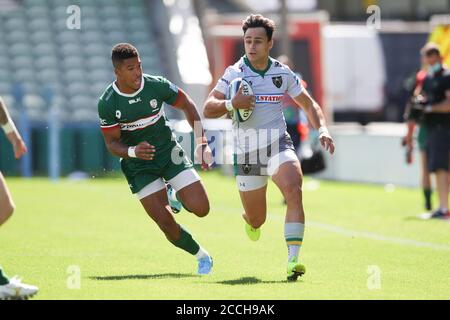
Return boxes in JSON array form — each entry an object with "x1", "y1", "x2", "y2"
[
  {"x1": 242, "y1": 14, "x2": 275, "y2": 41},
  {"x1": 111, "y1": 43, "x2": 139, "y2": 67}
]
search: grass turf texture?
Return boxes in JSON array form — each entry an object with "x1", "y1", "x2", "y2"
[{"x1": 0, "y1": 171, "x2": 449, "y2": 299}]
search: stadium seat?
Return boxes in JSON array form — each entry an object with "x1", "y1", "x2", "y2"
[
  {"x1": 28, "y1": 18, "x2": 52, "y2": 31},
  {"x1": 64, "y1": 69, "x2": 86, "y2": 83},
  {"x1": 12, "y1": 56, "x2": 34, "y2": 70},
  {"x1": 35, "y1": 56, "x2": 59, "y2": 70},
  {"x1": 6, "y1": 30, "x2": 28, "y2": 43},
  {"x1": 0, "y1": 83, "x2": 12, "y2": 96}
]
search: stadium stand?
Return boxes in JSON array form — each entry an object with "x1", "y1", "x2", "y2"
[{"x1": 0, "y1": 0, "x2": 163, "y2": 123}]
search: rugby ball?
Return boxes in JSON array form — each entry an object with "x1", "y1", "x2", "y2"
[{"x1": 228, "y1": 78, "x2": 254, "y2": 122}]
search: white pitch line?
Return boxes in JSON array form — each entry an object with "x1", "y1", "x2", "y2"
[
  {"x1": 305, "y1": 220, "x2": 450, "y2": 252},
  {"x1": 215, "y1": 206, "x2": 450, "y2": 252}
]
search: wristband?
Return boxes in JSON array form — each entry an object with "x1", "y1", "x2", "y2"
[
  {"x1": 128, "y1": 146, "x2": 137, "y2": 158},
  {"x1": 424, "y1": 105, "x2": 433, "y2": 113},
  {"x1": 225, "y1": 100, "x2": 234, "y2": 112},
  {"x1": 318, "y1": 126, "x2": 329, "y2": 136},
  {"x1": 1, "y1": 119, "x2": 17, "y2": 134}
]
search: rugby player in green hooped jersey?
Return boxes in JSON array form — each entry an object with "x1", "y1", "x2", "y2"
[
  {"x1": 98, "y1": 43, "x2": 213, "y2": 275},
  {"x1": 204, "y1": 14, "x2": 335, "y2": 281}
]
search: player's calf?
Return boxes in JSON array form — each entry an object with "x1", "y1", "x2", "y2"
[{"x1": 155, "y1": 214, "x2": 181, "y2": 242}]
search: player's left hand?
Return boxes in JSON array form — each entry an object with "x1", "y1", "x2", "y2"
[
  {"x1": 319, "y1": 132, "x2": 335, "y2": 155},
  {"x1": 6, "y1": 132, "x2": 27, "y2": 159},
  {"x1": 195, "y1": 143, "x2": 213, "y2": 171}
]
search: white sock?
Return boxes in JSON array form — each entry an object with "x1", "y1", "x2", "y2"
[
  {"x1": 195, "y1": 247, "x2": 209, "y2": 260},
  {"x1": 284, "y1": 222, "x2": 305, "y2": 262}
]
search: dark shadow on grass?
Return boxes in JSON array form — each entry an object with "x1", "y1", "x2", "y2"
[
  {"x1": 215, "y1": 276, "x2": 299, "y2": 285},
  {"x1": 90, "y1": 273, "x2": 199, "y2": 281}
]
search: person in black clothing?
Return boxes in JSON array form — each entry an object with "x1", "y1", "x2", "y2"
[{"x1": 415, "y1": 43, "x2": 450, "y2": 219}]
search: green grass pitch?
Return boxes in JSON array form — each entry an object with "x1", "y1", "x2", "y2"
[{"x1": 0, "y1": 171, "x2": 449, "y2": 299}]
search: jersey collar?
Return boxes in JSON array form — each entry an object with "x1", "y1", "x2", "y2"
[
  {"x1": 112, "y1": 76, "x2": 145, "y2": 97},
  {"x1": 243, "y1": 55, "x2": 272, "y2": 77}
]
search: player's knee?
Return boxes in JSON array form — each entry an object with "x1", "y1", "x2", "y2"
[
  {"x1": 156, "y1": 217, "x2": 177, "y2": 236},
  {"x1": 0, "y1": 201, "x2": 15, "y2": 224},
  {"x1": 194, "y1": 200, "x2": 210, "y2": 217},
  {"x1": 281, "y1": 182, "x2": 302, "y2": 201},
  {"x1": 186, "y1": 196, "x2": 210, "y2": 217}
]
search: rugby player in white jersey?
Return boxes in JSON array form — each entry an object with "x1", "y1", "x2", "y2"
[
  {"x1": 203, "y1": 14, "x2": 335, "y2": 281},
  {"x1": 0, "y1": 96, "x2": 39, "y2": 299}
]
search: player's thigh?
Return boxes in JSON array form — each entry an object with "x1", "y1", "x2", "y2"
[
  {"x1": 237, "y1": 175, "x2": 268, "y2": 221},
  {"x1": 139, "y1": 186, "x2": 177, "y2": 231},
  {"x1": 0, "y1": 172, "x2": 15, "y2": 220},
  {"x1": 271, "y1": 158, "x2": 303, "y2": 197},
  {"x1": 176, "y1": 179, "x2": 210, "y2": 216}
]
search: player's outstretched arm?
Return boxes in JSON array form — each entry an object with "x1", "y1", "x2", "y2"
[
  {"x1": 203, "y1": 87, "x2": 255, "y2": 118},
  {"x1": 293, "y1": 90, "x2": 335, "y2": 155},
  {"x1": 101, "y1": 126, "x2": 155, "y2": 161},
  {"x1": 172, "y1": 89, "x2": 212, "y2": 169},
  {"x1": 0, "y1": 96, "x2": 27, "y2": 159}
]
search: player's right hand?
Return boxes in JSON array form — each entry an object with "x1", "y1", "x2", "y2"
[
  {"x1": 6, "y1": 132, "x2": 27, "y2": 159},
  {"x1": 135, "y1": 141, "x2": 155, "y2": 161},
  {"x1": 231, "y1": 86, "x2": 255, "y2": 110}
]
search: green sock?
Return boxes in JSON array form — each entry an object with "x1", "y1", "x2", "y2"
[
  {"x1": 171, "y1": 225, "x2": 200, "y2": 255},
  {"x1": 0, "y1": 266, "x2": 10, "y2": 285}
]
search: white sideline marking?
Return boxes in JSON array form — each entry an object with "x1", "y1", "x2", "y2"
[
  {"x1": 305, "y1": 220, "x2": 450, "y2": 252},
  {"x1": 216, "y1": 206, "x2": 450, "y2": 252}
]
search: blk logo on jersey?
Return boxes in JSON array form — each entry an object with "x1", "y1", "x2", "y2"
[
  {"x1": 115, "y1": 110, "x2": 121, "y2": 119},
  {"x1": 272, "y1": 76, "x2": 283, "y2": 88},
  {"x1": 128, "y1": 97, "x2": 142, "y2": 104}
]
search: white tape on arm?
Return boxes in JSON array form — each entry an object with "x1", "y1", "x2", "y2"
[
  {"x1": 2, "y1": 119, "x2": 17, "y2": 134},
  {"x1": 225, "y1": 100, "x2": 234, "y2": 111},
  {"x1": 318, "y1": 126, "x2": 329, "y2": 136},
  {"x1": 128, "y1": 146, "x2": 137, "y2": 158}
]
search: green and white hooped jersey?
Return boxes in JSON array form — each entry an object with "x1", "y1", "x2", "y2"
[
  {"x1": 98, "y1": 74, "x2": 180, "y2": 154},
  {"x1": 214, "y1": 56, "x2": 304, "y2": 153}
]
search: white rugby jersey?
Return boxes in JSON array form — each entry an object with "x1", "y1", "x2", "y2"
[{"x1": 214, "y1": 56, "x2": 304, "y2": 153}]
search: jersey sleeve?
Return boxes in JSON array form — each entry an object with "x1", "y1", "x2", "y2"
[
  {"x1": 154, "y1": 76, "x2": 180, "y2": 105},
  {"x1": 98, "y1": 97, "x2": 119, "y2": 131},
  {"x1": 286, "y1": 69, "x2": 304, "y2": 98},
  {"x1": 214, "y1": 66, "x2": 239, "y2": 96}
]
